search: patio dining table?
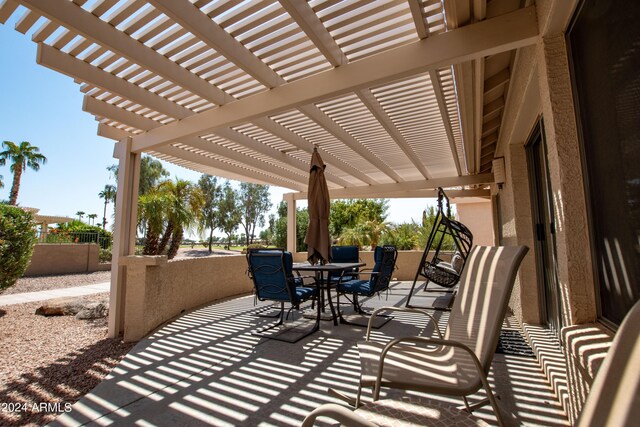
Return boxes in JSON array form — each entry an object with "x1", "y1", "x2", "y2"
[{"x1": 293, "y1": 262, "x2": 366, "y2": 328}]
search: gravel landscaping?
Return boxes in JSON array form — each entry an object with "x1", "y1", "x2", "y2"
[{"x1": 0, "y1": 275, "x2": 134, "y2": 426}]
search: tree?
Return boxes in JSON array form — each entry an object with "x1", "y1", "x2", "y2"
[
  {"x1": 76, "y1": 211, "x2": 85, "y2": 222},
  {"x1": 0, "y1": 140, "x2": 47, "y2": 205},
  {"x1": 139, "y1": 156, "x2": 170, "y2": 196},
  {"x1": 98, "y1": 184, "x2": 117, "y2": 230},
  {"x1": 217, "y1": 182, "x2": 241, "y2": 250},
  {"x1": 197, "y1": 175, "x2": 222, "y2": 252},
  {"x1": 329, "y1": 199, "x2": 389, "y2": 238},
  {"x1": 271, "y1": 202, "x2": 309, "y2": 252},
  {"x1": 88, "y1": 213, "x2": 98, "y2": 225},
  {"x1": 381, "y1": 223, "x2": 418, "y2": 250},
  {"x1": 108, "y1": 155, "x2": 170, "y2": 196},
  {"x1": 159, "y1": 179, "x2": 204, "y2": 259},
  {"x1": 237, "y1": 183, "x2": 272, "y2": 246},
  {"x1": 138, "y1": 189, "x2": 169, "y2": 255}
]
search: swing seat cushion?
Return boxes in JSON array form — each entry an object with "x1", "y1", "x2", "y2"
[{"x1": 435, "y1": 262, "x2": 459, "y2": 276}]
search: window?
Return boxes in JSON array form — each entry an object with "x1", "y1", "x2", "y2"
[{"x1": 567, "y1": 0, "x2": 640, "y2": 326}]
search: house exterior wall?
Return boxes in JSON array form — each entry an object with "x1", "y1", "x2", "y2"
[
  {"x1": 24, "y1": 243, "x2": 100, "y2": 276},
  {"x1": 455, "y1": 200, "x2": 495, "y2": 246},
  {"x1": 495, "y1": 1, "x2": 609, "y2": 421}
]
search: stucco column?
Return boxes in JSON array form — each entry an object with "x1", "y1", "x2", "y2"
[
  {"x1": 284, "y1": 193, "x2": 297, "y2": 253},
  {"x1": 108, "y1": 137, "x2": 141, "y2": 338},
  {"x1": 537, "y1": 35, "x2": 596, "y2": 325}
]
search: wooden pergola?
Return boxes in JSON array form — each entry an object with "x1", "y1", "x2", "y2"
[{"x1": 0, "y1": 0, "x2": 539, "y2": 336}]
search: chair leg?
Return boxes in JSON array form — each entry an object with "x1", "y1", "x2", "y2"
[
  {"x1": 479, "y1": 371, "x2": 506, "y2": 427},
  {"x1": 355, "y1": 383, "x2": 363, "y2": 408}
]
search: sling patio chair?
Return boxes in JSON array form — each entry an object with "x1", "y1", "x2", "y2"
[
  {"x1": 351, "y1": 245, "x2": 528, "y2": 426},
  {"x1": 303, "y1": 281, "x2": 640, "y2": 427},
  {"x1": 335, "y1": 245, "x2": 398, "y2": 328},
  {"x1": 246, "y1": 248, "x2": 317, "y2": 343}
]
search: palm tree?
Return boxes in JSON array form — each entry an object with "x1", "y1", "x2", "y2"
[
  {"x1": 0, "y1": 140, "x2": 47, "y2": 205},
  {"x1": 76, "y1": 211, "x2": 85, "y2": 221},
  {"x1": 99, "y1": 184, "x2": 117, "y2": 230},
  {"x1": 88, "y1": 213, "x2": 98, "y2": 225},
  {"x1": 138, "y1": 190, "x2": 169, "y2": 255},
  {"x1": 165, "y1": 179, "x2": 204, "y2": 259}
]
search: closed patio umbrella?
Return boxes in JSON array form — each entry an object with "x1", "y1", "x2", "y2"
[{"x1": 305, "y1": 147, "x2": 331, "y2": 265}]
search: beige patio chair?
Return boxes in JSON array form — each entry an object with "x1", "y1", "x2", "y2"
[
  {"x1": 576, "y1": 299, "x2": 640, "y2": 427},
  {"x1": 355, "y1": 245, "x2": 528, "y2": 426},
  {"x1": 303, "y1": 287, "x2": 640, "y2": 427}
]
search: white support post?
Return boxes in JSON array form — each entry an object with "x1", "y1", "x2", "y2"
[
  {"x1": 284, "y1": 193, "x2": 297, "y2": 253},
  {"x1": 108, "y1": 137, "x2": 141, "y2": 338}
]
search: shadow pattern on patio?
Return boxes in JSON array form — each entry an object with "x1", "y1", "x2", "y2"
[{"x1": 52, "y1": 282, "x2": 568, "y2": 426}]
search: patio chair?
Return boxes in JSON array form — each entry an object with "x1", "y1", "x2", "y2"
[
  {"x1": 576, "y1": 299, "x2": 640, "y2": 427},
  {"x1": 246, "y1": 249, "x2": 317, "y2": 343},
  {"x1": 302, "y1": 285, "x2": 639, "y2": 427},
  {"x1": 355, "y1": 245, "x2": 528, "y2": 426},
  {"x1": 329, "y1": 245, "x2": 361, "y2": 283},
  {"x1": 335, "y1": 245, "x2": 398, "y2": 327}
]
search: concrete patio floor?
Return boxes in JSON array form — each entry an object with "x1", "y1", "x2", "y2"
[{"x1": 52, "y1": 282, "x2": 569, "y2": 426}]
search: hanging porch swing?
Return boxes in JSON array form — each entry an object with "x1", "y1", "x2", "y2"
[{"x1": 405, "y1": 188, "x2": 473, "y2": 309}]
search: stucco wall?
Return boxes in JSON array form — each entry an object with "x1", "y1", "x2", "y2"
[
  {"x1": 123, "y1": 255, "x2": 254, "y2": 342},
  {"x1": 293, "y1": 250, "x2": 427, "y2": 281},
  {"x1": 24, "y1": 244, "x2": 100, "y2": 276},
  {"x1": 494, "y1": 2, "x2": 603, "y2": 420},
  {"x1": 537, "y1": 35, "x2": 596, "y2": 325},
  {"x1": 455, "y1": 201, "x2": 494, "y2": 246}
]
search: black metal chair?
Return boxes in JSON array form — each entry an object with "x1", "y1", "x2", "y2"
[
  {"x1": 328, "y1": 245, "x2": 361, "y2": 284},
  {"x1": 246, "y1": 249, "x2": 317, "y2": 343},
  {"x1": 335, "y1": 245, "x2": 397, "y2": 327}
]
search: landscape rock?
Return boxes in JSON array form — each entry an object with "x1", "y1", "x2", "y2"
[
  {"x1": 35, "y1": 298, "x2": 85, "y2": 316},
  {"x1": 75, "y1": 303, "x2": 108, "y2": 320}
]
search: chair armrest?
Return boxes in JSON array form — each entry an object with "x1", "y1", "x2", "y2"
[
  {"x1": 365, "y1": 307, "x2": 444, "y2": 340},
  {"x1": 301, "y1": 404, "x2": 377, "y2": 427},
  {"x1": 374, "y1": 336, "x2": 487, "y2": 401}
]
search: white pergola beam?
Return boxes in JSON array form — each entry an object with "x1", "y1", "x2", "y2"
[
  {"x1": 98, "y1": 123, "x2": 133, "y2": 141},
  {"x1": 132, "y1": 6, "x2": 538, "y2": 152},
  {"x1": 356, "y1": 88, "x2": 431, "y2": 179},
  {"x1": 252, "y1": 117, "x2": 377, "y2": 185},
  {"x1": 301, "y1": 173, "x2": 494, "y2": 200},
  {"x1": 83, "y1": 96, "x2": 161, "y2": 131},
  {"x1": 407, "y1": 0, "x2": 428, "y2": 39},
  {"x1": 279, "y1": 0, "x2": 347, "y2": 67},
  {"x1": 149, "y1": 0, "x2": 281, "y2": 88},
  {"x1": 214, "y1": 127, "x2": 348, "y2": 188},
  {"x1": 19, "y1": 0, "x2": 231, "y2": 105},
  {"x1": 181, "y1": 136, "x2": 310, "y2": 187},
  {"x1": 37, "y1": 43, "x2": 192, "y2": 119},
  {"x1": 429, "y1": 70, "x2": 462, "y2": 175},
  {"x1": 274, "y1": 0, "x2": 407, "y2": 183},
  {"x1": 290, "y1": 188, "x2": 491, "y2": 200},
  {"x1": 0, "y1": 0, "x2": 19, "y2": 25},
  {"x1": 159, "y1": 144, "x2": 306, "y2": 191},
  {"x1": 299, "y1": 105, "x2": 404, "y2": 182}
]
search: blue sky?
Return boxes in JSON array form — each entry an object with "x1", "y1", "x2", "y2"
[{"x1": 0, "y1": 16, "x2": 435, "y2": 237}]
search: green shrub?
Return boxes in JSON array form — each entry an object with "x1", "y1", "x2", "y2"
[
  {"x1": 99, "y1": 248, "x2": 112, "y2": 263},
  {"x1": 0, "y1": 205, "x2": 37, "y2": 290},
  {"x1": 241, "y1": 243, "x2": 267, "y2": 254},
  {"x1": 56, "y1": 220, "x2": 112, "y2": 249}
]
